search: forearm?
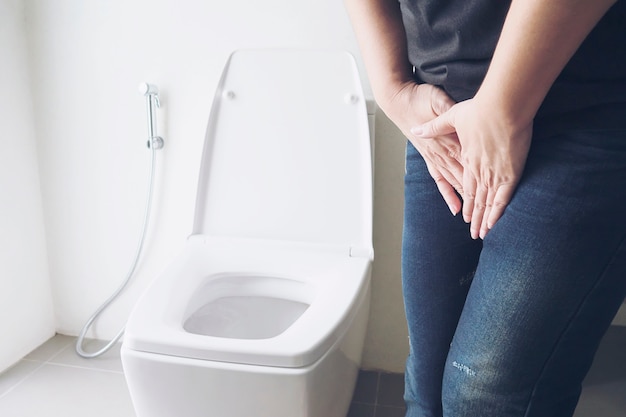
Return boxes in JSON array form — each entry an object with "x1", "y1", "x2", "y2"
[
  {"x1": 343, "y1": 0, "x2": 413, "y2": 110},
  {"x1": 477, "y1": 0, "x2": 617, "y2": 127}
]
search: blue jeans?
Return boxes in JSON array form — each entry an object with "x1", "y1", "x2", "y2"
[{"x1": 402, "y1": 129, "x2": 626, "y2": 417}]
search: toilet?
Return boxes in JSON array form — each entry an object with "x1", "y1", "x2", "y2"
[{"x1": 121, "y1": 49, "x2": 375, "y2": 417}]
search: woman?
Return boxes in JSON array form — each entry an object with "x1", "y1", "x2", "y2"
[{"x1": 344, "y1": 1, "x2": 626, "y2": 416}]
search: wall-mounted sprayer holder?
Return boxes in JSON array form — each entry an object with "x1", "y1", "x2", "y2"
[{"x1": 139, "y1": 82, "x2": 165, "y2": 150}]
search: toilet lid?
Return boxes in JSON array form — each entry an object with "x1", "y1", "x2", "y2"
[{"x1": 191, "y1": 49, "x2": 372, "y2": 252}]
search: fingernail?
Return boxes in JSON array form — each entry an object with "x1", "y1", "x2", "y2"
[{"x1": 448, "y1": 204, "x2": 459, "y2": 216}]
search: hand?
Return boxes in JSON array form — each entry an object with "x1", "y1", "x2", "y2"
[
  {"x1": 381, "y1": 82, "x2": 464, "y2": 215},
  {"x1": 412, "y1": 96, "x2": 533, "y2": 239}
]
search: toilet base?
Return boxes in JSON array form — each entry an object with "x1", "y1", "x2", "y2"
[
  {"x1": 122, "y1": 282, "x2": 370, "y2": 417},
  {"x1": 122, "y1": 344, "x2": 358, "y2": 417}
]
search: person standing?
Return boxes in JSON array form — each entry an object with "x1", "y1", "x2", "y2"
[{"x1": 345, "y1": 0, "x2": 626, "y2": 416}]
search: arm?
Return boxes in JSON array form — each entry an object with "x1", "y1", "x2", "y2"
[
  {"x1": 343, "y1": 0, "x2": 412, "y2": 108},
  {"x1": 480, "y1": 0, "x2": 617, "y2": 127},
  {"x1": 344, "y1": 0, "x2": 464, "y2": 214},
  {"x1": 414, "y1": 0, "x2": 617, "y2": 238}
]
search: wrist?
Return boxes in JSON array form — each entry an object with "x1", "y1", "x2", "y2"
[
  {"x1": 473, "y1": 84, "x2": 537, "y2": 132},
  {"x1": 373, "y1": 72, "x2": 415, "y2": 112}
]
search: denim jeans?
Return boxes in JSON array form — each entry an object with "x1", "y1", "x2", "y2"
[{"x1": 402, "y1": 129, "x2": 626, "y2": 417}]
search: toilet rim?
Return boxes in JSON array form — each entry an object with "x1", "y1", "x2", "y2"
[{"x1": 123, "y1": 237, "x2": 372, "y2": 368}]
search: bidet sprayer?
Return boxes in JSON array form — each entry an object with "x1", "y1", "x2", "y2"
[{"x1": 139, "y1": 82, "x2": 164, "y2": 149}]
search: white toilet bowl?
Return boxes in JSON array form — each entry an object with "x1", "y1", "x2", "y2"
[{"x1": 121, "y1": 49, "x2": 374, "y2": 417}]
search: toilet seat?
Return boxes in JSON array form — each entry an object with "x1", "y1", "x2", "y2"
[{"x1": 123, "y1": 236, "x2": 371, "y2": 368}]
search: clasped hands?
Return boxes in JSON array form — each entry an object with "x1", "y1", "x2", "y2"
[{"x1": 387, "y1": 83, "x2": 533, "y2": 239}]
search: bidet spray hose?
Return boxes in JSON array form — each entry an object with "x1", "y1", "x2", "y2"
[{"x1": 75, "y1": 84, "x2": 163, "y2": 358}]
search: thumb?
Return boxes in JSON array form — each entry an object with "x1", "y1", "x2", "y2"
[{"x1": 411, "y1": 109, "x2": 456, "y2": 138}]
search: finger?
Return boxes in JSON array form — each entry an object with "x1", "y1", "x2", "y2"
[
  {"x1": 470, "y1": 182, "x2": 488, "y2": 240},
  {"x1": 444, "y1": 136, "x2": 463, "y2": 164},
  {"x1": 424, "y1": 162, "x2": 462, "y2": 215},
  {"x1": 479, "y1": 187, "x2": 496, "y2": 239},
  {"x1": 428, "y1": 143, "x2": 464, "y2": 194},
  {"x1": 445, "y1": 154, "x2": 464, "y2": 194},
  {"x1": 435, "y1": 179, "x2": 462, "y2": 216},
  {"x1": 487, "y1": 184, "x2": 516, "y2": 230},
  {"x1": 462, "y1": 168, "x2": 476, "y2": 224},
  {"x1": 411, "y1": 109, "x2": 457, "y2": 138}
]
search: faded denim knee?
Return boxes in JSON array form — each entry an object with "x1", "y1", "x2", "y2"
[{"x1": 441, "y1": 354, "x2": 529, "y2": 417}]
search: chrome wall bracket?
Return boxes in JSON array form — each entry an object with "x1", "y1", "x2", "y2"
[{"x1": 139, "y1": 82, "x2": 165, "y2": 150}]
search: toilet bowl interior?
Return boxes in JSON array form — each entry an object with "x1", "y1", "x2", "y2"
[
  {"x1": 184, "y1": 296, "x2": 309, "y2": 339},
  {"x1": 183, "y1": 274, "x2": 315, "y2": 340}
]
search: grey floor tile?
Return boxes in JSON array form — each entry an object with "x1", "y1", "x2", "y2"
[
  {"x1": 348, "y1": 402, "x2": 376, "y2": 417},
  {"x1": 352, "y1": 370, "x2": 379, "y2": 405},
  {"x1": 23, "y1": 334, "x2": 73, "y2": 362},
  {"x1": 50, "y1": 338, "x2": 124, "y2": 373},
  {"x1": 0, "y1": 360, "x2": 42, "y2": 398},
  {"x1": 375, "y1": 405, "x2": 406, "y2": 417},
  {"x1": 377, "y1": 372, "x2": 405, "y2": 407},
  {"x1": 0, "y1": 363, "x2": 135, "y2": 417}
]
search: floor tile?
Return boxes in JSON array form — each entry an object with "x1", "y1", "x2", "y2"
[
  {"x1": 375, "y1": 405, "x2": 406, "y2": 417},
  {"x1": 377, "y1": 372, "x2": 405, "y2": 407},
  {"x1": 347, "y1": 402, "x2": 376, "y2": 417},
  {"x1": 352, "y1": 370, "x2": 379, "y2": 405},
  {"x1": 0, "y1": 363, "x2": 135, "y2": 417},
  {"x1": 0, "y1": 360, "x2": 42, "y2": 397},
  {"x1": 50, "y1": 338, "x2": 124, "y2": 373},
  {"x1": 23, "y1": 334, "x2": 74, "y2": 362}
]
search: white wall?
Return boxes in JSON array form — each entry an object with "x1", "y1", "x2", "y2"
[
  {"x1": 25, "y1": 0, "x2": 409, "y2": 372},
  {"x1": 0, "y1": 0, "x2": 55, "y2": 372}
]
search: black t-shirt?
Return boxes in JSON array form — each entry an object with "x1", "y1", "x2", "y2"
[{"x1": 399, "y1": 0, "x2": 626, "y2": 136}]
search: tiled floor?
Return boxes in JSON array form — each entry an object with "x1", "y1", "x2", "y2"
[
  {"x1": 0, "y1": 326, "x2": 624, "y2": 417},
  {"x1": 0, "y1": 336, "x2": 135, "y2": 416},
  {"x1": 348, "y1": 371, "x2": 406, "y2": 417}
]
